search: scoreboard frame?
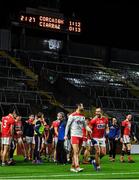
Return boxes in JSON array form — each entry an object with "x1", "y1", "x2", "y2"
[{"x1": 19, "y1": 14, "x2": 81, "y2": 34}]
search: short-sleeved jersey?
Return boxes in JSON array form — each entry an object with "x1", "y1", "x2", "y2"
[
  {"x1": 44, "y1": 125, "x2": 49, "y2": 138},
  {"x1": 15, "y1": 121, "x2": 22, "y2": 138},
  {"x1": 122, "y1": 120, "x2": 131, "y2": 136},
  {"x1": 52, "y1": 120, "x2": 60, "y2": 128},
  {"x1": 1, "y1": 114, "x2": 15, "y2": 137},
  {"x1": 52, "y1": 120, "x2": 60, "y2": 137},
  {"x1": 90, "y1": 116, "x2": 108, "y2": 138},
  {"x1": 15, "y1": 121, "x2": 22, "y2": 132}
]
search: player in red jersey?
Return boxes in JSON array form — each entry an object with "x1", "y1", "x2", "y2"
[
  {"x1": 15, "y1": 116, "x2": 27, "y2": 161},
  {"x1": 8, "y1": 115, "x2": 27, "y2": 165},
  {"x1": 120, "y1": 114, "x2": 136, "y2": 163},
  {"x1": 89, "y1": 108, "x2": 109, "y2": 171},
  {"x1": 81, "y1": 117, "x2": 91, "y2": 164},
  {"x1": 82, "y1": 126, "x2": 87, "y2": 161},
  {"x1": 52, "y1": 115, "x2": 60, "y2": 162},
  {"x1": 46, "y1": 123, "x2": 54, "y2": 162},
  {"x1": 1, "y1": 110, "x2": 16, "y2": 166}
]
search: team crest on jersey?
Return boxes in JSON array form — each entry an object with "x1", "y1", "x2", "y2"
[
  {"x1": 97, "y1": 124, "x2": 105, "y2": 129},
  {"x1": 75, "y1": 117, "x2": 84, "y2": 124}
]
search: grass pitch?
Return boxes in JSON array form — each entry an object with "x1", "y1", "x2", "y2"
[{"x1": 0, "y1": 155, "x2": 139, "y2": 179}]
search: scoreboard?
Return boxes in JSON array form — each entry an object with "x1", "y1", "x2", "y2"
[{"x1": 19, "y1": 14, "x2": 81, "y2": 34}]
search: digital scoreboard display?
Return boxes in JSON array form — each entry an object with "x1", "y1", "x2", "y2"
[{"x1": 20, "y1": 14, "x2": 81, "y2": 34}]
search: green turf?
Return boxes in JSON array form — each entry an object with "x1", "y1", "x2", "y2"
[{"x1": 0, "y1": 155, "x2": 139, "y2": 179}]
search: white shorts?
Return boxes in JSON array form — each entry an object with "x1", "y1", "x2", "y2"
[
  {"x1": 82, "y1": 139, "x2": 92, "y2": 147},
  {"x1": 53, "y1": 137, "x2": 58, "y2": 148},
  {"x1": 17, "y1": 137, "x2": 23, "y2": 144},
  {"x1": 123, "y1": 135, "x2": 130, "y2": 144},
  {"x1": 1, "y1": 137, "x2": 12, "y2": 145},
  {"x1": 42, "y1": 137, "x2": 47, "y2": 145},
  {"x1": 26, "y1": 136, "x2": 33, "y2": 144},
  {"x1": 93, "y1": 137, "x2": 106, "y2": 147},
  {"x1": 82, "y1": 140, "x2": 87, "y2": 147},
  {"x1": 87, "y1": 139, "x2": 93, "y2": 147}
]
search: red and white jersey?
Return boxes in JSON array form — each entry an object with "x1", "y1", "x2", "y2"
[
  {"x1": 15, "y1": 121, "x2": 22, "y2": 132},
  {"x1": 90, "y1": 116, "x2": 108, "y2": 138},
  {"x1": 52, "y1": 120, "x2": 60, "y2": 128},
  {"x1": 26, "y1": 118, "x2": 34, "y2": 125},
  {"x1": 44, "y1": 125, "x2": 49, "y2": 138},
  {"x1": 65, "y1": 112, "x2": 86, "y2": 137},
  {"x1": 1, "y1": 114, "x2": 15, "y2": 137},
  {"x1": 15, "y1": 121, "x2": 22, "y2": 138},
  {"x1": 52, "y1": 120, "x2": 60, "y2": 137},
  {"x1": 122, "y1": 120, "x2": 131, "y2": 136}
]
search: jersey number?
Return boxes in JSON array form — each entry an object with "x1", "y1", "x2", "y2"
[{"x1": 3, "y1": 120, "x2": 7, "y2": 128}]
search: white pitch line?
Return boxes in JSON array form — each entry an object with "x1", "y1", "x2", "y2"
[{"x1": 0, "y1": 171, "x2": 139, "y2": 179}]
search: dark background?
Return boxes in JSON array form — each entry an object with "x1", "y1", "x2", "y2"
[{"x1": 1, "y1": 0, "x2": 139, "y2": 50}]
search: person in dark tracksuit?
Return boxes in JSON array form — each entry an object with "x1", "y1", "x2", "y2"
[
  {"x1": 56, "y1": 112, "x2": 67, "y2": 164},
  {"x1": 32, "y1": 112, "x2": 45, "y2": 164},
  {"x1": 108, "y1": 118, "x2": 120, "y2": 162}
]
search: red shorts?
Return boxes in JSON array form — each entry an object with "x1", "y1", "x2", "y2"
[{"x1": 71, "y1": 136, "x2": 83, "y2": 145}]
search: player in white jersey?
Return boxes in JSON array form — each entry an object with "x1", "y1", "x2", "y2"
[{"x1": 64, "y1": 103, "x2": 92, "y2": 172}]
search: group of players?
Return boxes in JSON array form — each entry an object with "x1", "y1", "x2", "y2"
[
  {"x1": 65, "y1": 104, "x2": 137, "y2": 172},
  {"x1": 0, "y1": 104, "x2": 137, "y2": 173}
]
